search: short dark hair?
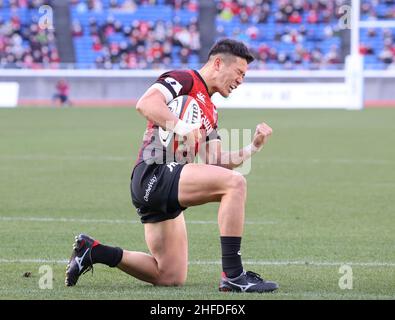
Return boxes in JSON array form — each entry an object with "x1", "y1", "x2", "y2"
[{"x1": 208, "y1": 39, "x2": 255, "y2": 64}]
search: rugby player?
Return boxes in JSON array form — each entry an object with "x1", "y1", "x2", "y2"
[{"x1": 65, "y1": 39, "x2": 278, "y2": 293}]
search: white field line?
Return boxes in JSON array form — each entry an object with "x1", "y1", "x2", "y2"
[
  {"x1": 1, "y1": 258, "x2": 395, "y2": 268},
  {"x1": 0, "y1": 154, "x2": 393, "y2": 165},
  {"x1": 0, "y1": 155, "x2": 129, "y2": 161},
  {"x1": 191, "y1": 260, "x2": 395, "y2": 267},
  {"x1": 0, "y1": 259, "x2": 68, "y2": 264},
  {"x1": 263, "y1": 158, "x2": 394, "y2": 165},
  {"x1": 1, "y1": 287, "x2": 394, "y2": 299},
  {"x1": 0, "y1": 216, "x2": 277, "y2": 225}
]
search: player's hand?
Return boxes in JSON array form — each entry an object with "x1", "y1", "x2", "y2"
[
  {"x1": 175, "y1": 125, "x2": 202, "y2": 163},
  {"x1": 252, "y1": 122, "x2": 273, "y2": 149},
  {"x1": 182, "y1": 126, "x2": 202, "y2": 148},
  {"x1": 173, "y1": 120, "x2": 201, "y2": 136}
]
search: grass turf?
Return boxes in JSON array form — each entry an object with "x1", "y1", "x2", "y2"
[{"x1": 0, "y1": 107, "x2": 394, "y2": 300}]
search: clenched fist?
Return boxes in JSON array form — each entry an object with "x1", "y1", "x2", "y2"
[{"x1": 252, "y1": 122, "x2": 273, "y2": 150}]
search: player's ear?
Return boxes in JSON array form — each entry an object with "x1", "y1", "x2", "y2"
[{"x1": 213, "y1": 56, "x2": 222, "y2": 71}]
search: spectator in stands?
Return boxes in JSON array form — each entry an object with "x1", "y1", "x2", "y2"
[
  {"x1": 52, "y1": 79, "x2": 72, "y2": 107},
  {"x1": 74, "y1": 0, "x2": 88, "y2": 13},
  {"x1": 367, "y1": 28, "x2": 377, "y2": 38},
  {"x1": 88, "y1": 17, "x2": 100, "y2": 37},
  {"x1": 87, "y1": 0, "x2": 103, "y2": 12},
  {"x1": 109, "y1": 0, "x2": 118, "y2": 9},
  {"x1": 167, "y1": 0, "x2": 195, "y2": 11},
  {"x1": 71, "y1": 20, "x2": 83, "y2": 37},
  {"x1": 252, "y1": 3, "x2": 270, "y2": 23},
  {"x1": 239, "y1": 9, "x2": 250, "y2": 24},
  {"x1": 361, "y1": 1, "x2": 372, "y2": 16},
  {"x1": 277, "y1": 51, "x2": 290, "y2": 65},
  {"x1": 274, "y1": 10, "x2": 287, "y2": 23},
  {"x1": 379, "y1": 39, "x2": 394, "y2": 64},
  {"x1": 307, "y1": 10, "x2": 319, "y2": 23},
  {"x1": 310, "y1": 47, "x2": 324, "y2": 69},
  {"x1": 92, "y1": 35, "x2": 103, "y2": 51},
  {"x1": 288, "y1": 11, "x2": 302, "y2": 24},
  {"x1": 121, "y1": 0, "x2": 137, "y2": 12},
  {"x1": 383, "y1": 28, "x2": 394, "y2": 42},
  {"x1": 246, "y1": 25, "x2": 259, "y2": 41},
  {"x1": 281, "y1": 28, "x2": 304, "y2": 43},
  {"x1": 359, "y1": 43, "x2": 375, "y2": 55},
  {"x1": 324, "y1": 44, "x2": 341, "y2": 65}
]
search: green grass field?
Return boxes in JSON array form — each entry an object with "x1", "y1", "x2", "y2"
[{"x1": 0, "y1": 107, "x2": 394, "y2": 300}]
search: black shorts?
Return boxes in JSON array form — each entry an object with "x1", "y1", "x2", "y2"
[
  {"x1": 54, "y1": 94, "x2": 68, "y2": 103},
  {"x1": 130, "y1": 162, "x2": 187, "y2": 224}
]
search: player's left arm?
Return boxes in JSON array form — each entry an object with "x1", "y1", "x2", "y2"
[{"x1": 200, "y1": 122, "x2": 273, "y2": 169}]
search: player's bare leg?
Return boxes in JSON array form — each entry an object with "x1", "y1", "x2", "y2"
[
  {"x1": 117, "y1": 164, "x2": 245, "y2": 286},
  {"x1": 66, "y1": 213, "x2": 188, "y2": 287},
  {"x1": 178, "y1": 163, "x2": 278, "y2": 293},
  {"x1": 178, "y1": 163, "x2": 246, "y2": 236},
  {"x1": 117, "y1": 213, "x2": 188, "y2": 286},
  {"x1": 66, "y1": 163, "x2": 277, "y2": 291},
  {"x1": 117, "y1": 164, "x2": 245, "y2": 285}
]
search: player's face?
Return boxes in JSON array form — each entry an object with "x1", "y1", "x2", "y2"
[{"x1": 217, "y1": 56, "x2": 248, "y2": 97}]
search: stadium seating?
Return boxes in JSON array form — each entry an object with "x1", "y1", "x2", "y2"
[
  {"x1": 361, "y1": 0, "x2": 395, "y2": 20},
  {"x1": 215, "y1": 0, "x2": 346, "y2": 70},
  {"x1": 0, "y1": 0, "x2": 60, "y2": 69},
  {"x1": 360, "y1": 27, "x2": 395, "y2": 69},
  {"x1": 0, "y1": 0, "x2": 394, "y2": 69},
  {"x1": 70, "y1": 0, "x2": 200, "y2": 69},
  {"x1": 359, "y1": 0, "x2": 395, "y2": 69}
]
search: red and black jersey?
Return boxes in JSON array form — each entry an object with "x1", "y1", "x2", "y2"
[{"x1": 135, "y1": 70, "x2": 220, "y2": 165}]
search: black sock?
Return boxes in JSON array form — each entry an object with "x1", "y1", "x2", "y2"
[
  {"x1": 91, "y1": 244, "x2": 123, "y2": 267},
  {"x1": 220, "y1": 236, "x2": 243, "y2": 278}
]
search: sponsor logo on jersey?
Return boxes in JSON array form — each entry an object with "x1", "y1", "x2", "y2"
[
  {"x1": 201, "y1": 113, "x2": 213, "y2": 133},
  {"x1": 196, "y1": 91, "x2": 206, "y2": 105},
  {"x1": 167, "y1": 162, "x2": 178, "y2": 173}
]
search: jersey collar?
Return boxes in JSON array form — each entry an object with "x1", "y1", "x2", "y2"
[{"x1": 193, "y1": 70, "x2": 210, "y2": 95}]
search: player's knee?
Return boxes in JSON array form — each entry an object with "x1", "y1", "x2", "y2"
[
  {"x1": 169, "y1": 275, "x2": 186, "y2": 286},
  {"x1": 156, "y1": 271, "x2": 186, "y2": 286},
  {"x1": 228, "y1": 172, "x2": 247, "y2": 195}
]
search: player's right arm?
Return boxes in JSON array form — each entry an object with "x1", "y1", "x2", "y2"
[
  {"x1": 136, "y1": 72, "x2": 200, "y2": 136},
  {"x1": 135, "y1": 87, "x2": 180, "y2": 132}
]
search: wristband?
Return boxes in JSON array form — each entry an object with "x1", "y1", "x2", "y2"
[
  {"x1": 246, "y1": 143, "x2": 263, "y2": 154},
  {"x1": 173, "y1": 120, "x2": 201, "y2": 136}
]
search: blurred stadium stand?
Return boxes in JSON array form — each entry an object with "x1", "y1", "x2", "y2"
[
  {"x1": 215, "y1": 0, "x2": 346, "y2": 70},
  {"x1": 0, "y1": 0, "x2": 394, "y2": 107},
  {"x1": 0, "y1": 0, "x2": 394, "y2": 70},
  {"x1": 70, "y1": 0, "x2": 200, "y2": 69},
  {"x1": 0, "y1": 0, "x2": 60, "y2": 69}
]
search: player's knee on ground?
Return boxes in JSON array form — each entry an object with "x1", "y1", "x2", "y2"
[{"x1": 155, "y1": 270, "x2": 187, "y2": 286}]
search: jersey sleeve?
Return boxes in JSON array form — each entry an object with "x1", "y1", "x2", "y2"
[{"x1": 150, "y1": 71, "x2": 194, "y2": 104}]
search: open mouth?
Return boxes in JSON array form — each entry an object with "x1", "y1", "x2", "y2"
[{"x1": 229, "y1": 84, "x2": 237, "y2": 92}]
